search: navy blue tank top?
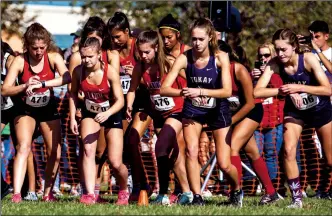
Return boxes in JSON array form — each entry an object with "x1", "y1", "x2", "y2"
[
  {"x1": 183, "y1": 49, "x2": 230, "y2": 115},
  {"x1": 280, "y1": 54, "x2": 331, "y2": 112}
]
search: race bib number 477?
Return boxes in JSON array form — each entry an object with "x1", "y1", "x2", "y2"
[
  {"x1": 120, "y1": 75, "x2": 131, "y2": 94},
  {"x1": 192, "y1": 96, "x2": 216, "y2": 109}
]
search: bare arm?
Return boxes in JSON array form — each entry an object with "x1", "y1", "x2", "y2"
[
  {"x1": 201, "y1": 51, "x2": 232, "y2": 98},
  {"x1": 47, "y1": 53, "x2": 71, "y2": 87},
  {"x1": 67, "y1": 52, "x2": 81, "y2": 92},
  {"x1": 254, "y1": 59, "x2": 279, "y2": 98},
  {"x1": 160, "y1": 54, "x2": 187, "y2": 97},
  {"x1": 106, "y1": 64, "x2": 124, "y2": 116},
  {"x1": 5, "y1": 55, "x2": 15, "y2": 70},
  {"x1": 107, "y1": 50, "x2": 120, "y2": 74},
  {"x1": 2, "y1": 55, "x2": 29, "y2": 96},
  {"x1": 231, "y1": 63, "x2": 255, "y2": 125},
  {"x1": 302, "y1": 53, "x2": 331, "y2": 96},
  {"x1": 126, "y1": 63, "x2": 142, "y2": 109},
  {"x1": 69, "y1": 67, "x2": 80, "y2": 121}
]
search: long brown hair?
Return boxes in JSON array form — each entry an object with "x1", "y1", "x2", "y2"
[
  {"x1": 190, "y1": 17, "x2": 219, "y2": 55},
  {"x1": 136, "y1": 30, "x2": 171, "y2": 77},
  {"x1": 23, "y1": 22, "x2": 57, "y2": 53},
  {"x1": 272, "y1": 28, "x2": 303, "y2": 54}
]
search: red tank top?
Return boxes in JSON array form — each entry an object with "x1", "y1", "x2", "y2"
[
  {"x1": 120, "y1": 38, "x2": 136, "y2": 67},
  {"x1": 20, "y1": 52, "x2": 55, "y2": 93},
  {"x1": 80, "y1": 62, "x2": 110, "y2": 104},
  {"x1": 141, "y1": 65, "x2": 184, "y2": 118},
  {"x1": 260, "y1": 73, "x2": 285, "y2": 128},
  {"x1": 227, "y1": 62, "x2": 245, "y2": 113}
]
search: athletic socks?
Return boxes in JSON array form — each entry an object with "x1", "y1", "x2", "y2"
[
  {"x1": 231, "y1": 156, "x2": 242, "y2": 186},
  {"x1": 251, "y1": 157, "x2": 276, "y2": 195},
  {"x1": 157, "y1": 156, "x2": 170, "y2": 195},
  {"x1": 94, "y1": 184, "x2": 100, "y2": 195},
  {"x1": 288, "y1": 177, "x2": 302, "y2": 202}
]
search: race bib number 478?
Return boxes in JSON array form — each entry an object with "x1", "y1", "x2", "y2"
[{"x1": 26, "y1": 90, "x2": 50, "y2": 107}]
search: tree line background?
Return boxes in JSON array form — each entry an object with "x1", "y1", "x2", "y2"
[{"x1": 2, "y1": 1, "x2": 332, "y2": 67}]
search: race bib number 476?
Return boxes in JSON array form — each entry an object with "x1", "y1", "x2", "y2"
[
  {"x1": 150, "y1": 94, "x2": 175, "y2": 111},
  {"x1": 26, "y1": 90, "x2": 50, "y2": 107}
]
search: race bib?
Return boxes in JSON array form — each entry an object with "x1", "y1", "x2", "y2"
[
  {"x1": 120, "y1": 75, "x2": 131, "y2": 94},
  {"x1": 291, "y1": 93, "x2": 319, "y2": 110},
  {"x1": 26, "y1": 90, "x2": 50, "y2": 107},
  {"x1": 262, "y1": 97, "x2": 273, "y2": 105},
  {"x1": 1, "y1": 96, "x2": 14, "y2": 110},
  {"x1": 227, "y1": 96, "x2": 241, "y2": 112},
  {"x1": 85, "y1": 99, "x2": 110, "y2": 113},
  {"x1": 150, "y1": 94, "x2": 175, "y2": 111},
  {"x1": 192, "y1": 97, "x2": 216, "y2": 109}
]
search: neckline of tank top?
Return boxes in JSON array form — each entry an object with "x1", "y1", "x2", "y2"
[
  {"x1": 190, "y1": 51, "x2": 213, "y2": 70},
  {"x1": 280, "y1": 54, "x2": 306, "y2": 77},
  {"x1": 26, "y1": 52, "x2": 47, "y2": 74},
  {"x1": 119, "y1": 37, "x2": 136, "y2": 60},
  {"x1": 82, "y1": 66, "x2": 107, "y2": 87},
  {"x1": 166, "y1": 43, "x2": 185, "y2": 59}
]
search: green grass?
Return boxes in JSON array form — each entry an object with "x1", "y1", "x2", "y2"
[{"x1": 1, "y1": 194, "x2": 332, "y2": 215}]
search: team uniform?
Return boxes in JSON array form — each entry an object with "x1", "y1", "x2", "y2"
[
  {"x1": 79, "y1": 60, "x2": 122, "y2": 129},
  {"x1": 182, "y1": 50, "x2": 231, "y2": 130},
  {"x1": 227, "y1": 62, "x2": 263, "y2": 123},
  {"x1": 280, "y1": 54, "x2": 332, "y2": 128},
  {"x1": 1, "y1": 52, "x2": 20, "y2": 125},
  {"x1": 141, "y1": 65, "x2": 186, "y2": 128},
  {"x1": 17, "y1": 53, "x2": 60, "y2": 122}
]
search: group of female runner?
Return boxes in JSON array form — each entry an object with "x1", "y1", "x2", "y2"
[{"x1": 2, "y1": 11, "x2": 331, "y2": 209}]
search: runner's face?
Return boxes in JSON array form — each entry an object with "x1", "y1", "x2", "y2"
[
  {"x1": 80, "y1": 46, "x2": 100, "y2": 68},
  {"x1": 28, "y1": 39, "x2": 47, "y2": 61},
  {"x1": 111, "y1": 29, "x2": 129, "y2": 47},
  {"x1": 160, "y1": 28, "x2": 179, "y2": 51},
  {"x1": 87, "y1": 32, "x2": 103, "y2": 46},
  {"x1": 191, "y1": 27, "x2": 210, "y2": 53},
  {"x1": 274, "y1": 39, "x2": 295, "y2": 64},
  {"x1": 138, "y1": 42, "x2": 156, "y2": 64}
]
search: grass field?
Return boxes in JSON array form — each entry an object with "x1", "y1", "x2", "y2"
[{"x1": 1, "y1": 194, "x2": 332, "y2": 215}]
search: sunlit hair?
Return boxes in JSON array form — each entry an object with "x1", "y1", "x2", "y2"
[
  {"x1": 257, "y1": 42, "x2": 276, "y2": 59},
  {"x1": 107, "y1": 11, "x2": 132, "y2": 36},
  {"x1": 272, "y1": 28, "x2": 302, "y2": 54},
  {"x1": 23, "y1": 22, "x2": 57, "y2": 52},
  {"x1": 190, "y1": 17, "x2": 219, "y2": 55},
  {"x1": 136, "y1": 30, "x2": 171, "y2": 77}
]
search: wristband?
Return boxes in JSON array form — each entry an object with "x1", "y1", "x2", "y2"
[
  {"x1": 41, "y1": 80, "x2": 46, "y2": 88},
  {"x1": 316, "y1": 49, "x2": 322, "y2": 53}
]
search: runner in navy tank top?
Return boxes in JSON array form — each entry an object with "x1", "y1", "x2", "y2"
[
  {"x1": 2, "y1": 23, "x2": 71, "y2": 203},
  {"x1": 219, "y1": 41, "x2": 281, "y2": 205},
  {"x1": 161, "y1": 18, "x2": 241, "y2": 206},
  {"x1": 158, "y1": 13, "x2": 193, "y2": 204},
  {"x1": 69, "y1": 37, "x2": 129, "y2": 205},
  {"x1": 254, "y1": 28, "x2": 332, "y2": 208}
]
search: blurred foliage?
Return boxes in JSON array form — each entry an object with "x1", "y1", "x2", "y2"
[
  {"x1": 2, "y1": 1, "x2": 331, "y2": 67},
  {"x1": 1, "y1": 1, "x2": 36, "y2": 38}
]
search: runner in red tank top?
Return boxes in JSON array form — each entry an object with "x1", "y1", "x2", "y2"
[
  {"x1": 155, "y1": 14, "x2": 193, "y2": 204},
  {"x1": 219, "y1": 41, "x2": 280, "y2": 205},
  {"x1": 125, "y1": 30, "x2": 193, "y2": 205},
  {"x1": 67, "y1": 17, "x2": 121, "y2": 202},
  {"x1": 2, "y1": 23, "x2": 71, "y2": 203},
  {"x1": 107, "y1": 12, "x2": 150, "y2": 137},
  {"x1": 70, "y1": 37, "x2": 129, "y2": 205}
]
